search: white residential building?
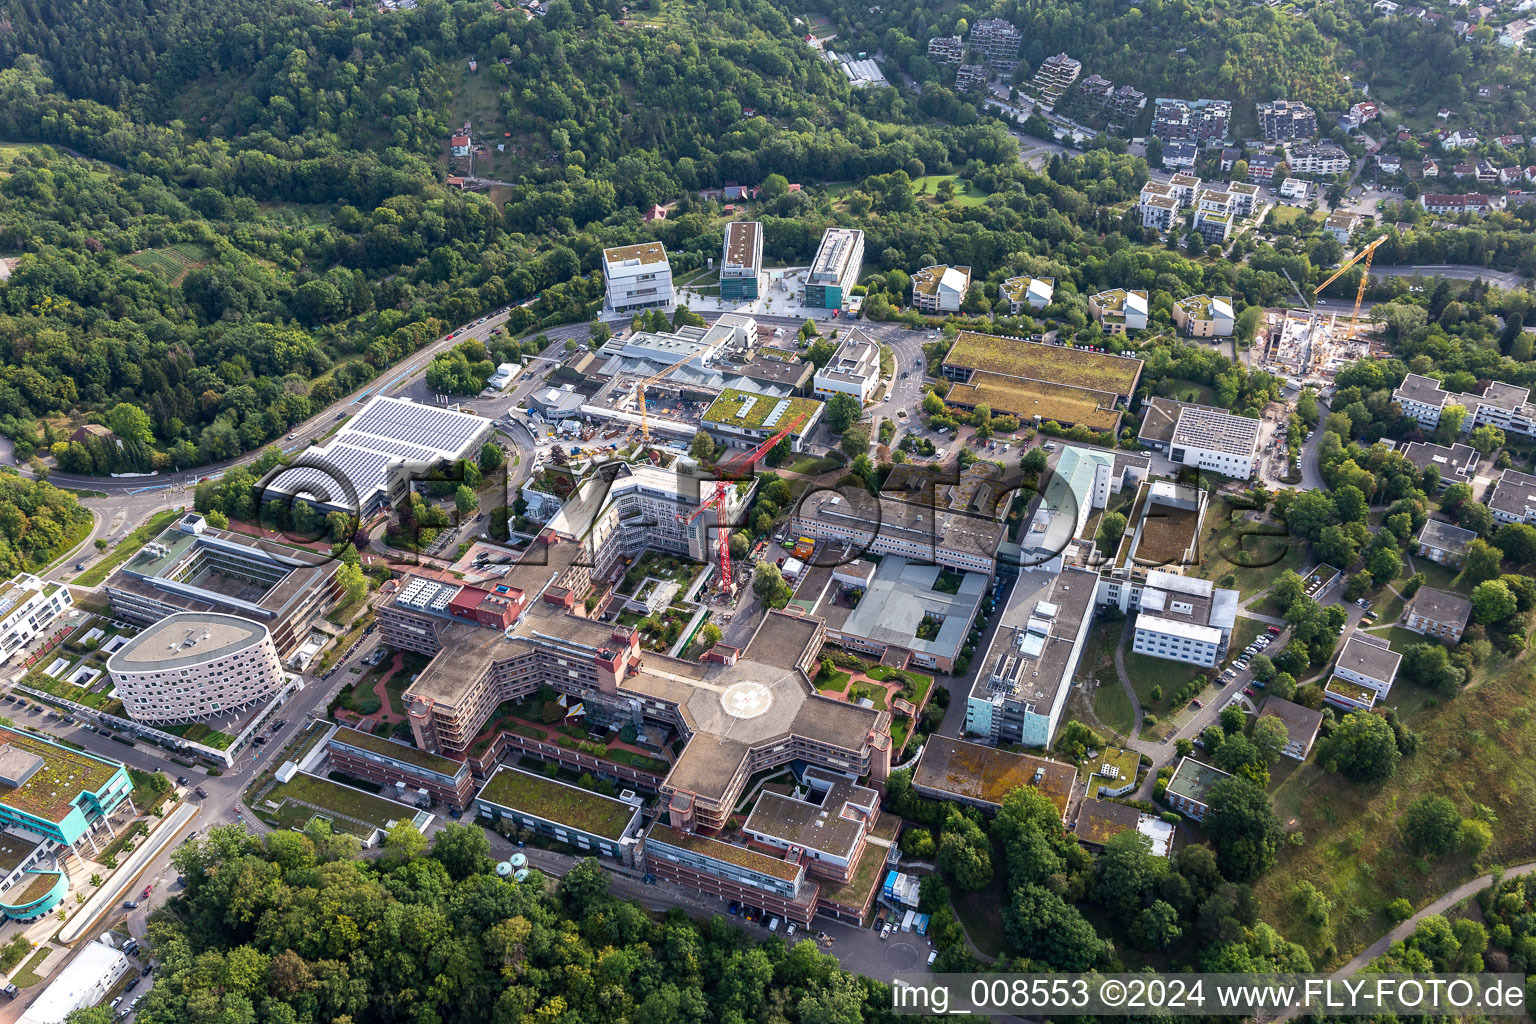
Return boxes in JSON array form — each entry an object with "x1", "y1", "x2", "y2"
[
  {"x1": 1089, "y1": 289, "x2": 1149, "y2": 333},
  {"x1": 1225, "y1": 181, "x2": 1261, "y2": 217},
  {"x1": 1279, "y1": 177, "x2": 1310, "y2": 200},
  {"x1": 911, "y1": 264, "x2": 971, "y2": 314},
  {"x1": 1487, "y1": 468, "x2": 1536, "y2": 525},
  {"x1": 1325, "y1": 210, "x2": 1362, "y2": 243},
  {"x1": 1138, "y1": 181, "x2": 1181, "y2": 231},
  {"x1": 1172, "y1": 295, "x2": 1236, "y2": 338},
  {"x1": 1332, "y1": 632, "x2": 1402, "y2": 700},
  {"x1": 1138, "y1": 400, "x2": 1260, "y2": 478},
  {"x1": 105, "y1": 612, "x2": 288, "y2": 725},
  {"x1": 1001, "y1": 276, "x2": 1054, "y2": 313},
  {"x1": 602, "y1": 242, "x2": 674, "y2": 314},
  {"x1": 1168, "y1": 173, "x2": 1203, "y2": 208},
  {"x1": 812, "y1": 327, "x2": 882, "y2": 403},
  {"x1": 1285, "y1": 141, "x2": 1350, "y2": 176},
  {"x1": 0, "y1": 573, "x2": 74, "y2": 666}
]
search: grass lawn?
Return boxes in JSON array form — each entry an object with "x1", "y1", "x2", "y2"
[
  {"x1": 815, "y1": 669, "x2": 851, "y2": 693},
  {"x1": 13, "y1": 947, "x2": 51, "y2": 988},
  {"x1": 73, "y1": 509, "x2": 180, "y2": 586},
  {"x1": 1159, "y1": 377, "x2": 1217, "y2": 405},
  {"x1": 1123, "y1": 648, "x2": 1205, "y2": 712},
  {"x1": 1257, "y1": 653, "x2": 1536, "y2": 967},
  {"x1": 911, "y1": 174, "x2": 993, "y2": 208},
  {"x1": 786, "y1": 454, "x2": 843, "y2": 475},
  {"x1": 1190, "y1": 502, "x2": 1308, "y2": 600},
  {"x1": 1412, "y1": 557, "x2": 1470, "y2": 595},
  {"x1": 1092, "y1": 676, "x2": 1136, "y2": 737}
]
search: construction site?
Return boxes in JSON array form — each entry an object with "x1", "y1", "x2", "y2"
[
  {"x1": 521, "y1": 312, "x2": 824, "y2": 455},
  {"x1": 1255, "y1": 234, "x2": 1391, "y2": 384}
]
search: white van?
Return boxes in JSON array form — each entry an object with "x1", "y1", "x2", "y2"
[{"x1": 768, "y1": 917, "x2": 780, "y2": 933}]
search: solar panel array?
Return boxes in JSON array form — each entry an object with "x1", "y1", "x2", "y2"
[{"x1": 264, "y1": 397, "x2": 489, "y2": 510}]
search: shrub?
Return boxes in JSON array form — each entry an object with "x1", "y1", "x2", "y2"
[{"x1": 1386, "y1": 898, "x2": 1414, "y2": 922}]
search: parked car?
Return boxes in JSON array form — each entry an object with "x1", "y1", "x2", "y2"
[
  {"x1": 927, "y1": 949, "x2": 939, "y2": 966},
  {"x1": 1266, "y1": 626, "x2": 1282, "y2": 635},
  {"x1": 123, "y1": 901, "x2": 139, "y2": 909},
  {"x1": 728, "y1": 901, "x2": 740, "y2": 915},
  {"x1": 1190, "y1": 699, "x2": 1203, "y2": 709},
  {"x1": 195, "y1": 786, "x2": 209, "y2": 798},
  {"x1": 1244, "y1": 687, "x2": 1257, "y2": 697}
]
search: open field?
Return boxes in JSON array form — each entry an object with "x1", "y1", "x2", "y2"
[
  {"x1": 946, "y1": 371, "x2": 1122, "y2": 430},
  {"x1": 1258, "y1": 655, "x2": 1536, "y2": 965},
  {"x1": 913, "y1": 175, "x2": 993, "y2": 208},
  {"x1": 944, "y1": 332, "x2": 1143, "y2": 396}
]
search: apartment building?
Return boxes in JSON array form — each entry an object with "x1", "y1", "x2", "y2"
[
  {"x1": 1246, "y1": 153, "x2": 1283, "y2": 182},
  {"x1": 811, "y1": 328, "x2": 882, "y2": 403},
  {"x1": 1486, "y1": 468, "x2": 1536, "y2": 525},
  {"x1": 1137, "y1": 182, "x2": 1180, "y2": 231},
  {"x1": 1162, "y1": 142, "x2": 1198, "y2": 170},
  {"x1": 1285, "y1": 141, "x2": 1349, "y2": 176},
  {"x1": 954, "y1": 64, "x2": 989, "y2": 93},
  {"x1": 1391, "y1": 373, "x2": 1536, "y2": 439},
  {"x1": 1173, "y1": 294, "x2": 1236, "y2": 337},
  {"x1": 1403, "y1": 586, "x2": 1473, "y2": 643},
  {"x1": 1163, "y1": 758, "x2": 1230, "y2": 821},
  {"x1": 1399, "y1": 440, "x2": 1477, "y2": 489},
  {"x1": 969, "y1": 17, "x2": 1022, "y2": 68},
  {"x1": 927, "y1": 34, "x2": 964, "y2": 63},
  {"x1": 1332, "y1": 632, "x2": 1402, "y2": 702},
  {"x1": 1257, "y1": 697, "x2": 1323, "y2": 759},
  {"x1": 0, "y1": 573, "x2": 73, "y2": 666},
  {"x1": 1088, "y1": 289, "x2": 1150, "y2": 333},
  {"x1": 1031, "y1": 52, "x2": 1082, "y2": 98},
  {"x1": 1257, "y1": 99, "x2": 1318, "y2": 140},
  {"x1": 719, "y1": 221, "x2": 763, "y2": 300},
  {"x1": 1325, "y1": 210, "x2": 1362, "y2": 243},
  {"x1": 602, "y1": 242, "x2": 675, "y2": 314},
  {"x1": 802, "y1": 228, "x2": 864, "y2": 310},
  {"x1": 965, "y1": 567, "x2": 1098, "y2": 748},
  {"x1": 1226, "y1": 181, "x2": 1261, "y2": 217},
  {"x1": 1421, "y1": 193, "x2": 1498, "y2": 215},
  {"x1": 1151, "y1": 97, "x2": 1233, "y2": 145},
  {"x1": 1416, "y1": 519, "x2": 1478, "y2": 567},
  {"x1": 1193, "y1": 206, "x2": 1234, "y2": 244},
  {"x1": 910, "y1": 264, "x2": 971, "y2": 314},
  {"x1": 1168, "y1": 173, "x2": 1202, "y2": 207},
  {"x1": 1000, "y1": 276, "x2": 1055, "y2": 313}
]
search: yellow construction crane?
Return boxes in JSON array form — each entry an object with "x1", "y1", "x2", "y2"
[
  {"x1": 635, "y1": 351, "x2": 695, "y2": 441},
  {"x1": 1315, "y1": 233, "x2": 1389, "y2": 342}
]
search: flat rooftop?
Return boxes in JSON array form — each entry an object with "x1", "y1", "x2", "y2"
[
  {"x1": 795, "y1": 488, "x2": 1006, "y2": 563},
  {"x1": 743, "y1": 770, "x2": 876, "y2": 859},
  {"x1": 817, "y1": 557, "x2": 988, "y2": 663},
  {"x1": 646, "y1": 821, "x2": 802, "y2": 882},
  {"x1": 912, "y1": 734, "x2": 1077, "y2": 815},
  {"x1": 107, "y1": 612, "x2": 268, "y2": 672},
  {"x1": 0, "y1": 727, "x2": 123, "y2": 823},
  {"x1": 722, "y1": 221, "x2": 761, "y2": 273},
  {"x1": 329, "y1": 726, "x2": 465, "y2": 776},
  {"x1": 477, "y1": 767, "x2": 637, "y2": 840},
  {"x1": 1488, "y1": 468, "x2": 1536, "y2": 519},
  {"x1": 946, "y1": 372, "x2": 1122, "y2": 431},
  {"x1": 1335, "y1": 632, "x2": 1402, "y2": 683},
  {"x1": 1171, "y1": 405, "x2": 1261, "y2": 458},
  {"x1": 702, "y1": 389, "x2": 821, "y2": 435},
  {"x1": 944, "y1": 331, "x2": 1143, "y2": 399},
  {"x1": 1165, "y1": 757, "x2": 1229, "y2": 806},
  {"x1": 604, "y1": 241, "x2": 669, "y2": 268},
  {"x1": 969, "y1": 566, "x2": 1097, "y2": 716}
]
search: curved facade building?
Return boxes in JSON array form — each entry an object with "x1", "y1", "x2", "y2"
[
  {"x1": 106, "y1": 612, "x2": 285, "y2": 724},
  {"x1": 0, "y1": 869, "x2": 66, "y2": 921}
]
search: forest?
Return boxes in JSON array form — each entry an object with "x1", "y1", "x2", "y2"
[{"x1": 135, "y1": 822, "x2": 906, "y2": 1024}]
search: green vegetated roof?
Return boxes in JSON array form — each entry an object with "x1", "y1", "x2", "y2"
[
  {"x1": 330, "y1": 727, "x2": 463, "y2": 775},
  {"x1": 5, "y1": 870, "x2": 62, "y2": 907},
  {"x1": 0, "y1": 728, "x2": 122, "y2": 822},
  {"x1": 647, "y1": 822, "x2": 801, "y2": 881},
  {"x1": 264, "y1": 772, "x2": 421, "y2": 829},
  {"x1": 477, "y1": 768, "x2": 636, "y2": 840},
  {"x1": 944, "y1": 330, "x2": 1142, "y2": 394},
  {"x1": 702, "y1": 389, "x2": 821, "y2": 434}
]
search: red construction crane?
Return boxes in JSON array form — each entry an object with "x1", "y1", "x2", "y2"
[{"x1": 682, "y1": 412, "x2": 805, "y2": 593}]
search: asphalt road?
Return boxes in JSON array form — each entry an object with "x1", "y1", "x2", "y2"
[{"x1": 1369, "y1": 264, "x2": 1529, "y2": 289}]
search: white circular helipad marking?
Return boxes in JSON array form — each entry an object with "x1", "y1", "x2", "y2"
[{"x1": 721, "y1": 681, "x2": 773, "y2": 719}]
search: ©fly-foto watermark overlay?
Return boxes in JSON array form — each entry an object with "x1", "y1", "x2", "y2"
[{"x1": 891, "y1": 973, "x2": 1529, "y2": 1017}]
